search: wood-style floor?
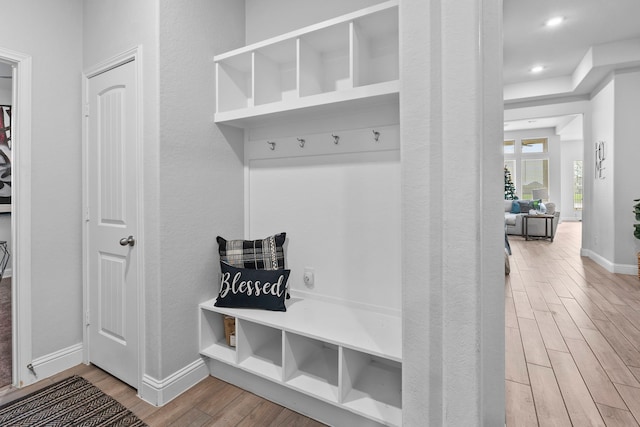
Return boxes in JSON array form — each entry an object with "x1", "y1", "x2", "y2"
[
  {"x1": 0, "y1": 363, "x2": 326, "y2": 426},
  {"x1": 507, "y1": 221, "x2": 640, "y2": 426}
]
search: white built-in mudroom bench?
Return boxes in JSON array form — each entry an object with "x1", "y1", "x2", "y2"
[
  {"x1": 200, "y1": 2, "x2": 402, "y2": 426},
  {"x1": 199, "y1": 298, "x2": 401, "y2": 426}
]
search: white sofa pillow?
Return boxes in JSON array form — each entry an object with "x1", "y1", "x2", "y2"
[{"x1": 539, "y1": 202, "x2": 547, "y2": 213}]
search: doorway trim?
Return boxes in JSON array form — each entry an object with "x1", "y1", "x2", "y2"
[
  {"x1": 82, "y1": 46, "x2": 145, "y2": 393},
  {"x1": 0, "y1": 46, "x2": 33, "y2": 388}
]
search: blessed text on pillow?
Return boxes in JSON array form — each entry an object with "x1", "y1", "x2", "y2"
[{"x1": 215, "y1": 262, "x2": 290, "y2": 312}]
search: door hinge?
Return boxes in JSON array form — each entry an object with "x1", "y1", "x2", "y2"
[
  {"x1": 83, "y1": 103, "x2": 90, "y2": 117},
  {"x1": 84, "y1": 206, "x2": 90, "y2": 222},
  {"x1": 85, "y1": 310, "x2": 90, "y2": 326}
]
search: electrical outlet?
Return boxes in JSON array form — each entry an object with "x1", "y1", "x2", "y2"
[{"x1": 303, "y1": 268, "x2": 315, "y2": 288}]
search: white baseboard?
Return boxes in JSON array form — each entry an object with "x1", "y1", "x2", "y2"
[
  {"x1": 560, "y1": 217, "x2": 581, "y2": 222},
  {"x1": 1, "y1": 268, "x2": 11, "y2": 278},
  {"x1": 139, "y1": 358, "x2": 209, "y2": 406},
  {"x1": 614, "y1": 264, "x2": 638, "y2": 275},
  {"x1": 581, "y1": 249, "x2": 637, "y2": 275},
  {"x1": 29, "y1": 343, "x2": 83, "y2": 383}
]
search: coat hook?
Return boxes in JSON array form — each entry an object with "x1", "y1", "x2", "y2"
[
  {"x1": 372, "y1": 130, "x2": 380, "y2": 142},
  {"x1": 267, "y1": 141, "x2": 276, "y2": 150},
  {"x1": 332, "y1": 134, "x2": 340, "y2": 144},
  {"x1": 297, "y1": 138, "x2": 306, "y2": 148}
]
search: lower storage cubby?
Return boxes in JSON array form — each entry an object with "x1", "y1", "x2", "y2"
[
  {"x1": 199, "y1": 299, "x2": 401, "y2": 426},
  {"x1": 284, "y1": 332, "x2": 339, "y2": 403},
  {"x1": 341, "y1": 348, "x2": 402, "y2": 426},
  {"x1": 237, "y1": 320, "x2": 283, "y2": 382},
  {"x1": 199, "y1": 309, "x2": 236, "y2": 364}
]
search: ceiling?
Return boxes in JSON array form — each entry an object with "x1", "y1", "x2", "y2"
[{"x1": 503, "y1": 0, "x2": 640, "y2": 133}]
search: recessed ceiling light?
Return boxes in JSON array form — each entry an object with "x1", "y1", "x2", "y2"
[
  {"x1": 530, "y1": 65, "x2": 545, "y2": 73},
  {"x1": 545, "y1": 16, "x2": 565, "y2": 27}
]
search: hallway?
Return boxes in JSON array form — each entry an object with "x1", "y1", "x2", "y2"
[{"x1": 506, "y1": 222, "x2": 640, "y2": 425}]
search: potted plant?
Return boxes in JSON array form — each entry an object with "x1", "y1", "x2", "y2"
[{"x1": 634, "y1": 198, "x2": 640, "y2": 278}]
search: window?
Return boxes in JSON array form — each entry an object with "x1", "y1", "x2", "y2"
[
  {"x1": 504, "y1": 136, "x2": 551, "y2": 200},
  {"x1": 504, "y1": 140, "x2": 515, "y2": 154},
  {"x1": 521, "y1": 138, "x2": 548, "y2": 153},
  {"x1": 504, "y1": 160, "x2": 516, "y2": 187},
  {"x1": 574, "y1": 160, "x2": 583, "y2": 210},
  {"x1": 521, "y1": 159, "x2": 549, "y2": 201}
]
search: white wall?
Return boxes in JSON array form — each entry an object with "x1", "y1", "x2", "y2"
[
  {"x1": 157, "y1": 0, "x2": 245, "y2": 379},
  {"x1": 0, "y1": 0, "x2": 84, "y2": 360},
  {"x1": 560, "y1": 140, "x2": 584, "y2": 221},
  {"x1": 582, "y1": 71, "x2": 640, "y2": 273},
  {"x1": 245, "y1": 0, "x2": 384, "y2": 44},
  {"x1": 247, "y1": 138, "x2": 401, "y2": 312},
  {"x1": 590, "y1": 78, "x2": 616, "y2": 263},
  {"x1": 613, "y1": 70, "x2": 640, "y2": 266}
]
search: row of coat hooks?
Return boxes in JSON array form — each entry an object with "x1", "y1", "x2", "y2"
[{"x1": 267, "y1": 129, "x2": 381, "y2": 151}]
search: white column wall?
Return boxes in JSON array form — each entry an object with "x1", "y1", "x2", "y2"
[
  {"x1": 590, "y1": 79, "x2": 616, "y2": 263},
  {"x1": 400, "y1": 0, "x2": 504, "y2": 425},
  {"x1": 157, "y1": 0, "x2": 245, "y2": 379},
  {"x1": 613, "y1": 70, "x2": 640, "y2": 267}
]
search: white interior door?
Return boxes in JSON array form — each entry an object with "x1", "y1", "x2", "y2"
[{"x1": 86, "y1": 59, "x2": 139, "y2": 388}]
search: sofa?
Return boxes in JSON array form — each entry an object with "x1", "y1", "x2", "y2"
[{"x1": 504, "y1": 199, "x2": 560, "y2": 238}]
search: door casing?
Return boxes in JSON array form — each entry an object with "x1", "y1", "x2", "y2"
[
  {"x1": 82, "y1": 46, "x2": 145, "y2": 392},
  {"x1": 0, "y1": 47, "x2": 32, "y2": 388}
]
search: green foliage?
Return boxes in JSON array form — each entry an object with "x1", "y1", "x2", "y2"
[
  {"x1": 634, "y1": 199, "x2": 640, "y2": 240},
  {"x1": 504, "y1": 167, "x2": 518, "y2": 200}
]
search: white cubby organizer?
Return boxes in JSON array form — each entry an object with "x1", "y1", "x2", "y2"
[
  {"x1": 199, "y1": 298, "x2": 402, "y2": 426},
  {"x1": 203, "y1": 1, "x2": 402, "y2": 426},
  {"x1": 214, "y1": 1, "x2": 399, "y2": 128}
]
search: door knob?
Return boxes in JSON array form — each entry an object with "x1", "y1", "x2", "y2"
[{"x1": 119, "y1": 236, "x2": 135, "y2": 247}]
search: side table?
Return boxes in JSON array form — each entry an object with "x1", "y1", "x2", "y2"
[{"x1": 522, "y1": 214, "x2": 555, "y2": 242}]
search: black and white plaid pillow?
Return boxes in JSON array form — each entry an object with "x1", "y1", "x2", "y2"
[
  {"x1": 216, "y1": 233, "x2": 288, "y2": 299},
  {"x1": 216, "y1": 233, "x2": 286, "y2": 270}
]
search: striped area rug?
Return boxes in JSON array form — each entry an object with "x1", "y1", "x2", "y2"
[{"x1": 0, "y1": 375, "x2": 147, "y2": 426}]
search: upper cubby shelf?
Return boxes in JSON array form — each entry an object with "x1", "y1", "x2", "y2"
[{"x1": 214, "y1": 1, "x2": 399, "y2": 128}]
